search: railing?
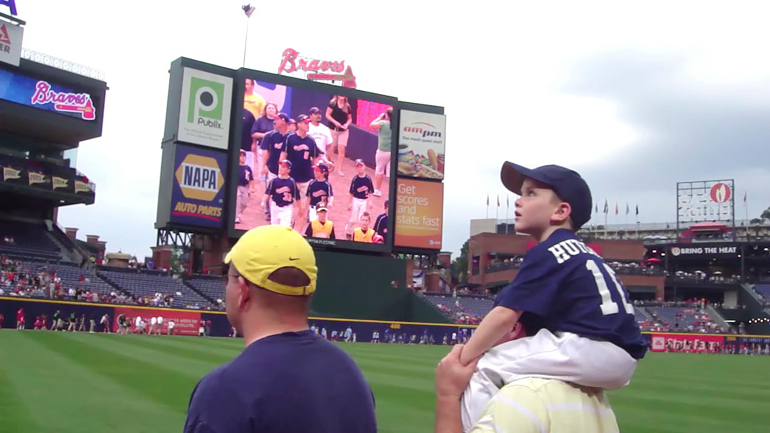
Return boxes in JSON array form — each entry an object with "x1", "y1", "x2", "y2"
[{"x1": 485, "y1": 261, "x2": 522, "y2": 273}]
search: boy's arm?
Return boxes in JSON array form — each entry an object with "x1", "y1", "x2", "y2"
[{"x1": 459, "y1": 306, "x2": 521, "y2": 366}]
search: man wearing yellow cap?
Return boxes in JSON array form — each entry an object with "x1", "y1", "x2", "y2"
[{"x1": 183, "y1": 226, "x2": 377, "y2": 433}]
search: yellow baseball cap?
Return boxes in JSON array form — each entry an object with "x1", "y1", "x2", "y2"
[{"x1": 224, "y1": 225, "x2": 318, "y2": 296}]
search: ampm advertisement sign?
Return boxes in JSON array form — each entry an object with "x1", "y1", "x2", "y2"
[
  {"x1": 394, "y1": 178, "x2": 444, "y2": 249},
  {"x1": 170, "y1": 145, "x2": 226, "y2": 228},
  {"x1": 177, "y1": 67, "x2": 233, "y2": 150},
  {"x1": 397, "y1": 110, "x2": 446, "y2": 180},
  {"x1": 0, "y1": 69, "x2": 96, "y2": 120}
]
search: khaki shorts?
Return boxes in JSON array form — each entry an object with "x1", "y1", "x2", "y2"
[{"x1": 332, "y1": 129, "x2": 349, "y2": 147}]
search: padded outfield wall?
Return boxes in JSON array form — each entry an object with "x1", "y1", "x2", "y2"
[{"x1": 311, "y1": 250, "x2": 450, "y2": 323}]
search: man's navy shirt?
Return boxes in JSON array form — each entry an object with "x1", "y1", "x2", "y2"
[
  {"x1": 184, "y1": 330, "x2": 377, "y2": 433},
  {"x1": 495, "y1": 229, "x2": 647, "y2": 359},
  {"x1": 260, "y1": 130, "x2": 287, "y2": 175},
  {"x1": 285, "y1": 133, "x2": 322, "y2": 183}
]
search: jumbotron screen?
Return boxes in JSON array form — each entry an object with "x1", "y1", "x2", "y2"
[{"x1": 229, "y1": 73, "x2": 396, "y2": 251}]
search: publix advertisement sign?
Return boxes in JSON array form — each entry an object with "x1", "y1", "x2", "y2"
[{"x1": 176, "y1": 68, "x2": 233, "y2": 150}]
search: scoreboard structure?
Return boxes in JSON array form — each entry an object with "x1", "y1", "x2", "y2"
[{"x1": 154, "y1": 58, "x2": 447, "y2": 270}]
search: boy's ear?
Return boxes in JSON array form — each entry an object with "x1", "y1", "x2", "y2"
[{"x1": 552, "y1": 201, "x2": 572, "y2": 225}]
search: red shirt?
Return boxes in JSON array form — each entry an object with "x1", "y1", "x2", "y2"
[{"x1": 17, "y1": 310, "x2": 23, "y2": 321}]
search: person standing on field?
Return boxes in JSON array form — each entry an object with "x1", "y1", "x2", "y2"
[{"x1": 184, "y1": 226, "x2": 376, "y2": 433}]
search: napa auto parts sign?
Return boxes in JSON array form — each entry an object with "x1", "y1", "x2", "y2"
[{"x1": 0, "y1": 68, "x2": 96, "y2": 120}]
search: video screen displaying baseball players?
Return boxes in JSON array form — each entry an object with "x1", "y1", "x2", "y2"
[{"x1": 235, "y1": 78, "x2": 393, "y2": 245}]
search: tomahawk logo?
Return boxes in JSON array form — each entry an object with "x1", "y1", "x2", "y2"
[{"x1": 30, "y1": 81, "x2": 96, "y2": 121}]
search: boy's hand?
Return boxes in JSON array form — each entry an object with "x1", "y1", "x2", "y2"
[{"x1": 436, "y1": 345, "x2": 479, "y2": 400}]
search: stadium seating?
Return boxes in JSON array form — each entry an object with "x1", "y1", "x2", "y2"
[
  {"x1": 98, "y1": 270, "x2": 212, "y2": 309},
  {"x1": 754, "y1": 284, "x2": 770, "y2": 299},
  {"x1": 186, "y1": 275, "x2": 225, "y2": 308},
  {"x1": 0, "y1": 221, "x2": 61, "y2": 259},
  {"x1": 645, "y1": 306, "x2": 725, "y2": 332},
  {"x1": 423, "y1": 294, "x2": 493, "y2": 324}
]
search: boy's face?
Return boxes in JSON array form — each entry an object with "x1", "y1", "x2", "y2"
[
  {"x1": 239, "y1": 153, "x2": 246, "y2": 165},
  {"x1": 279, "y1": 164, "x2": 290, "y2": 176},
  {"x1": 314, "y1": 169, "x2": 325, "y2": 181},
  {"x1": 514, "y1": 178, "x2": 563, "y2": 234},
  {"x1": 360, "y1": 216, "x2": 370, "y2": 230},
  {"x1": 356, "y1": 164, "x2": 365, "y2": 175}
]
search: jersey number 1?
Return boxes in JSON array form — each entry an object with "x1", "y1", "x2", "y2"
[{"x1": 585, "y1": 260, "x2": 634, "y2": 316}]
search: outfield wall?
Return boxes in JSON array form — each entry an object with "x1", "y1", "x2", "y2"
[{"x1": 3, "y1": 297, "x2": 769, "y2": 349}]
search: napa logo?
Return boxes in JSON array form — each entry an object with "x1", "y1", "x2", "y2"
[{"x1": 174, "y1": 154, "x2": 224, "y2": 201}]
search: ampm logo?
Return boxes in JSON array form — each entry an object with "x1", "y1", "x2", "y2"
[
  {"x1": 187, "y1": 77, "x2": 225, "y2": 128},
  {"x1": 177, "y1": 67, "x2": 233, "y2": 150},
  {"x1": 174, "y1": 154, "x2": 225, "y2": 201},
  {"x1": 403, "y1": 122, "x2": 442, "y2": 139}
]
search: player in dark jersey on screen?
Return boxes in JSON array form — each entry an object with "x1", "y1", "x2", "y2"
[
  {"x1": 457, "y1": 162, "x2": 646, "y2": 430},
  {"x1": 262, "y1": 160, "x2": 300, "y2": 227},
  {"x1": 285, "y1": 114, "x2": 323, "y2": 230},
  {"x1": 306, "y1": 163, "x2": 333, "y2": 224},
  {"x1": 259, "y1": 113, "x2": 290, "y2": 220},
  {"x1": 347, "y1": 159, "x2": 374, "y2": 239}
]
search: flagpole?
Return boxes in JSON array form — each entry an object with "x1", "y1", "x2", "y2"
[
  {"x1": 242, "y1": 16, "x2": 250, "y2": 67},
  {"x1": 505, "y1": 196, "x2": 509, "y2": 234}
]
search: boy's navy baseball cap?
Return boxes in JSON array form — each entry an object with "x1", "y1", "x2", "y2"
[
  {"x1": 309, "y1": 107, "x2": 321, "y2": 114},
  {"x1": 501, "y1": 161, "x2": 592, "y2": 230}
]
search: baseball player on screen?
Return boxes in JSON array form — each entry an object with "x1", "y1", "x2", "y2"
[
  {"x1": 262, "y1": 160, "x2": 300, "y2": 227},
  {"x1": 308, "y1": 107, "x2": 334, "y2": 166},
  {"x1": 347, "y1": 159, "x2": 374, "y2": 238},
  {"x1": 306, "y1": 163, "x2": 334, "y2": 223},
  {"x1": 285, "y1": 114, "x2": 323, "y2": 230}
]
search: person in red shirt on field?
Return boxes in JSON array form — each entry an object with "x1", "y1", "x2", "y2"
[
  {"x1": 16, "y1": 308, "x2": 24, "y2": 330},
  {"x1": 0, "y1": 312, "x2": 4, "y2": 329},
  {"x1": 34, "y1": 316, "x2": 42, "y2": 330}
]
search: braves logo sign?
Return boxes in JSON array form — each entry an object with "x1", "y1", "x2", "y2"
[
  {"x1": 278, "y1": 48, "x2": 356, "y2": 88},
  {"x1": 30, "y1": 81, "x2": 96, "y2": 121}
]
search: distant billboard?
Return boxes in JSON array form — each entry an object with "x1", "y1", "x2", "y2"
[
  {"x1": 677, "y1": 180, "x2": 734, "y2": 226},
  {"x1": 397, "y1": 110, "x2": 446, "y2": 180},
  {"x1": 394, "y1": 178, "x2": 444, "y2": 249},
  {"x1": 0, "y1": 68, "x2": 96, "y2": 120},
  {"x1": 177, "y1": 67, "x2": 233, "y2": 149},
  {"x1": 168, "y1": 145, "x2": 226, "y2": 228},
  {"x1": 0, "y1": 22, "x2": 23, "y2": 67}
]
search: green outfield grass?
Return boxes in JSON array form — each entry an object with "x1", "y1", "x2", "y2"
[{"x1": 0, "y1": 331, "x2": 768, "y2": 433}]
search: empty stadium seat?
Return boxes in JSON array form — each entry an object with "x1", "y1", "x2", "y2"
[{"x1": 98, "y1": 269, "x2": 212, "y2": 309}]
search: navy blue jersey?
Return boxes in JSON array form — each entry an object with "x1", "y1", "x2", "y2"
[
  {"x1": 266, "y1": 177, "x2": 299, "y2": 208},
  {"x1": 260, "y1": 130, "x2": 287, "y2": 175},
  {"x1": 307, "y1": 179, "x2": 333, "y2": 207},
  {"x1": 373, "y1": 212, "x2": 388, "y2": 239},
  {"x1": 184, "y1": 330, "x2": 377, "y2": 433},
  {"x1": 495, "y1": 229, "x2": 647, "y2": 359},
  {"x1": 242, "y1": 108, "x2": 256, "y2": 152},
  {"x1": 285, "y1": 133, "x2": 321, "y2": 183},
  {"x1": 237, "y1": 165, "x2": 253, "y2": 186},
  {"x1": 349, "y1": 174, "x2": 374, "y2": 199}
]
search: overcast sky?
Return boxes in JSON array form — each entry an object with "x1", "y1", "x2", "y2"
[{"x1": 17, "y1": 0, "x2": 770, "y2": 259}]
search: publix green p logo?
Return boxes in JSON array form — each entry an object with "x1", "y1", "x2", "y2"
[{"x1": 187, "y1": 77, "x2": 225, "y2": 128}]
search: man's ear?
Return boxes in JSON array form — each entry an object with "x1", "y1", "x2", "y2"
[{"x1": 237, "y1": 276, "x2": 252, "y2": 309}]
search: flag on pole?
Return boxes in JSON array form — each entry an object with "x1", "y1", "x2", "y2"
[
  {"x1": 595, "y1": 203, "x2": 598, "y2": 214},
  {"x1": 625, "y1": 203, "x2": 629, "y2": 215},
  {"x1": 486, "y1": 194, "x2": 489, "y2": 206},
  {"x1": 497, "y1": 194, "x2": 500, "y2": 207},
  {"x1": 603, "y1": 199, "x2": 608, "y2": 214},
  {"x1": 615, "y1": 203, "x2": 619, "y2": 216},
  {"x1": 744, "y1": 191, "x2": 747, "y2": 205},
  {"x1": 636, "y1": 204, "x2": 639, "y2": 216},
  {"x1": 242, "y1": 4, "x2": 255, "y2": 17},
  {"x1": 507, "y1": 195, "x2": 509, "y2": 207}
]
